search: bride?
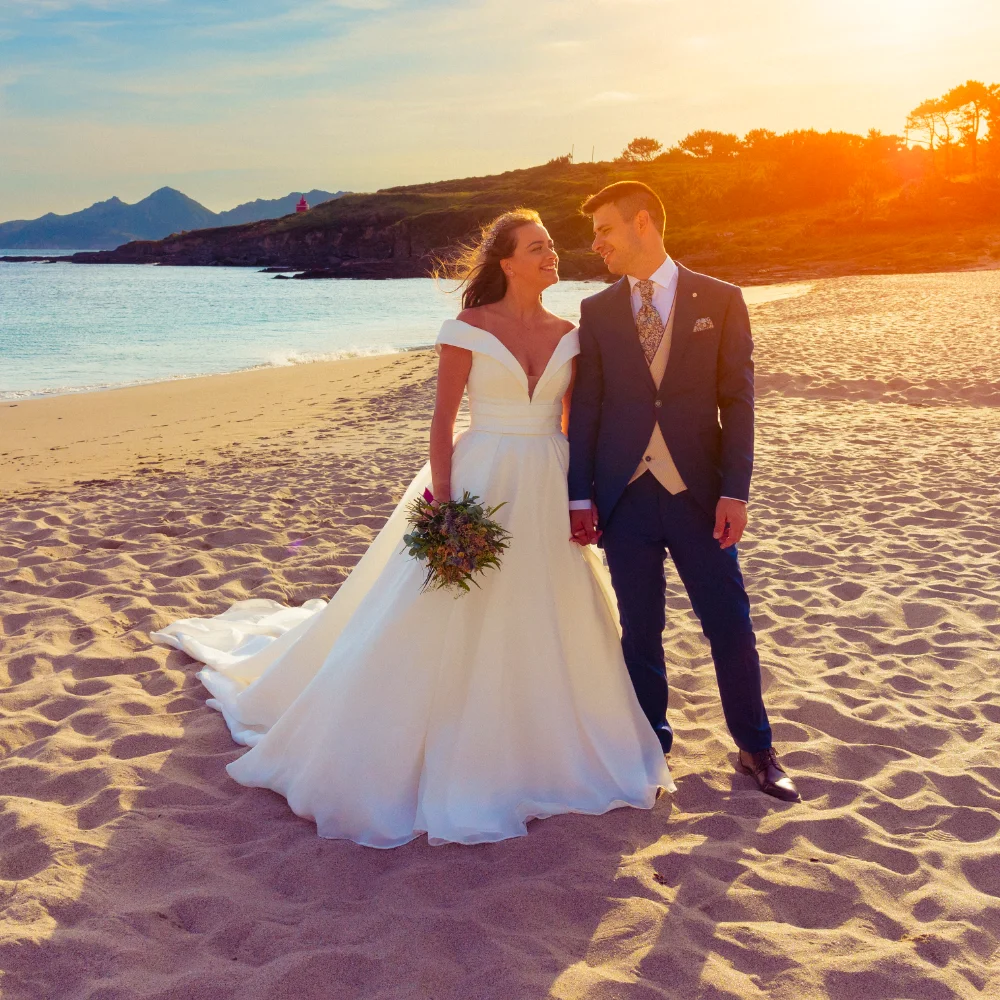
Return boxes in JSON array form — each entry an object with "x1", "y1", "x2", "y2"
[{"x1": 151, "y1": 209, "x2": 673, "y2": 848}]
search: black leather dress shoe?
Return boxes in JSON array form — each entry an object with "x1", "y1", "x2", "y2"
[
  {"x1": 736, "y1": 747, "x2": 800, "y2": 802},
  {"x1": 656, "y1": 722, "x2": 674, "y2": 755}
]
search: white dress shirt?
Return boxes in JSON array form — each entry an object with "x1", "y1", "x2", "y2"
[{"x1": 628, "y1": 256, "x2": 679, "y2": 330}]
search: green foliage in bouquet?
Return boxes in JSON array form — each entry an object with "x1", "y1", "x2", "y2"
[{"x1": 403, "y1": 492, "x2": 512, "y2": 596}]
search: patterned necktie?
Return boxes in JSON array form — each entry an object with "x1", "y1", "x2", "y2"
[{"x1": 635, "y1": 279, "x2": 665, "y2": 365}]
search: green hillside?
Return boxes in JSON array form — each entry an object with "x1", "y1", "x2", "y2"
[{"x1": 66, "y1": 124, "x2": 1000, "y2": 282}]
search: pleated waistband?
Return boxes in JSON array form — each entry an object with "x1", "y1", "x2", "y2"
[{"x1": 469, "y1": 400, "x2": 562, "y2": 436}]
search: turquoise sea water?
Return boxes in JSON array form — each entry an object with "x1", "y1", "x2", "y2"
[{"x1": 0, "y1": 253, "x2": 809, "y2": 401}]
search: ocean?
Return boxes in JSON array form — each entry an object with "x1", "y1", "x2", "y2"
[{"x1": 0, "y1": 254, "x2": 809, "y2": 401}]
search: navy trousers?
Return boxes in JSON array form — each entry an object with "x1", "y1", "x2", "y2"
[{"x1": 601, "y1": 473, "x2": 772, "y2": 754}]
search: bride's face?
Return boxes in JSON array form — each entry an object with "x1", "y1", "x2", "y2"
[{"x1": 502, "y1": 223, "x2": 559, "y2": 292}]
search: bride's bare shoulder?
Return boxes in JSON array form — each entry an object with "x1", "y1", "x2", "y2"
[
  {"x1": 455, "y1": 306, "x2": 492, "y2": 332},
  {"x1": 545, "y1": 311, "x2": 577, "y2": 334}
]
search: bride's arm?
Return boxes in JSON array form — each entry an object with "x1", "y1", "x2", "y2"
[{"x1": 429, "y1": 344, "x2": 473, "y2": 501}]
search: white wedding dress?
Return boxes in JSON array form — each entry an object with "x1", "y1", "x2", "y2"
[{"x1": 151, "y1": 320, "x2": 673, "y2": 847}]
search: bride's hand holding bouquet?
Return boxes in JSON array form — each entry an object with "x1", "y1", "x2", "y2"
[{"x1": 403, "y1": 487, "x2": 512, "y2": 595}]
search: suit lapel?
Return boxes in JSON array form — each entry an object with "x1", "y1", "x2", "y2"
[
  {"x1": 607, "y1": 277, "x2": 656, "y2": 394},
  {"x1": 661, "y1": 264, "x2": 698, "y2": 391}
]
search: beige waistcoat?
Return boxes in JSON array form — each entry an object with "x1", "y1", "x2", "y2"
[{"x1": 628, "y1": 297, "x2": 688, "y2": 494}]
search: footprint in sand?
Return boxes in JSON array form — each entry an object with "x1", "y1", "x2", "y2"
[
  {"x1": 108, "y1": 732, "x2": 180, "y2": 760},
  {"x1": 76, "y1": 788, "x2": 128, "y2": 831},
  {"x1": 0, "y1": 824, "x2": 54, "y2": 880}
]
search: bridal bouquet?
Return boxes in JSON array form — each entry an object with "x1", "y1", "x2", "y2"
[{"x1": 403, "y1": 489, "x2": 512, "y2": 595}]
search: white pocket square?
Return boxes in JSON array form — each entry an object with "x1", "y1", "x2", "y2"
[{"x1": 693, "y1": 316, "x2": 714, "y2": 333}]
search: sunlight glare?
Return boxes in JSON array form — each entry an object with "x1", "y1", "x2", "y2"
[{"x1": 839, "y1": 0, "x2": 952, "y2": 46}]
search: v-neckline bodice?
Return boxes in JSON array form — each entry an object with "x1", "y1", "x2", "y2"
[{"x1": 451, "y1": 319, "x2": 577, "y2": 401}]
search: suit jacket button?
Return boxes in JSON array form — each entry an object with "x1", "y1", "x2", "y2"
[
  {"x1": 645, "y1": 456, "x2": 652, "y2": 462},
  {"x1": 654, "y1": 400, "x2": 662, "y2": 408}
]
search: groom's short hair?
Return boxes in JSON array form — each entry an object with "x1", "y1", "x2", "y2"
[{"x1": 581, "y1": 181, "x2": 665, "y2": 237}]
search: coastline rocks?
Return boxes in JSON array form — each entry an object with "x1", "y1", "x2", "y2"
[
  {"x1": 1, "y1": 255, "x2": 75, "y2": 263},
  {"x1": 2, "y1": 188, "x2": 614, "y2": 281}
]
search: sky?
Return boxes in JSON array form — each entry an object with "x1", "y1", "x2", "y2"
[{"x1": 2, "y1": 0, "x2": 999, "y2": 221}]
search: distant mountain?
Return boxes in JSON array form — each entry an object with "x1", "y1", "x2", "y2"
[
  {"x1": 0, "y1": 187, "x2": 347, "y2": 250},
  {"x1": 0, "y1": 188, "x2": 217, "y2": 250},
  {"x1": 216, "y1": 190, "x2": 345, "y2": 226}
]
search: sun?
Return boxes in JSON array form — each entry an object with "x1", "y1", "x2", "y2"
[{"x1": 841, "y1": 0, "x2": 951, "y2": 46}]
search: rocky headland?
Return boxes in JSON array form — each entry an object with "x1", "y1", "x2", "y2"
[{"x1": 6, "y1": 154, "x2": 1000, "y2": 284}]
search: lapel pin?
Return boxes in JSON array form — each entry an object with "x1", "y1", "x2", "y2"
[{"x1": 692, "y1": 292, "x2": 698, "y2": 298}]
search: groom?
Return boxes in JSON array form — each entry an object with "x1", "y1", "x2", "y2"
[{"x1": 568, "y1": 181, "x2": 799, "y2": 802}]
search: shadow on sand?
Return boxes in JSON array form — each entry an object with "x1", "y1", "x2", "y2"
[{"x1": 2, "y1": 644, "x2": 791, "y2": 1000}]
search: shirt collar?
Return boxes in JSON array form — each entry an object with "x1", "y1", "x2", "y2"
[{"x1": 627, "y1": 255, "x2": 677, "y2": 291}]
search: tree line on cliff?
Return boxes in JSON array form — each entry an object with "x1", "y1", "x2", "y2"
[
  {"x1": 599, "y1": 78, "x2": 1000, "y2": 227},
  {"x1": 618, "y1": 79, "x2": 999, "y2": 169}
]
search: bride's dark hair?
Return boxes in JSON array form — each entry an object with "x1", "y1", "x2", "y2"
[{"x1": 434, "y1": 208, "x2": 543, "y2": 309}]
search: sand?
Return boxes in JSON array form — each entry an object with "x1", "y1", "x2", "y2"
[{"x1": 2, "y1": 274, "x2": 999, "y2": 999}]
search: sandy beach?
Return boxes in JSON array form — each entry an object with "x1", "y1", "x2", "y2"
[{"x1": 2, "y1": 272, "x2": 999, "y2": 999}]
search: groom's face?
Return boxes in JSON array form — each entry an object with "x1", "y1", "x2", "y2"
[{"x1": 590, "y1": 203, "x2": 641, "y2": 276}]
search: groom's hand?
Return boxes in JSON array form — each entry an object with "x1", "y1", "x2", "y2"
[
  {"x1": 570, "y1": 504, "x2": 601, "y2": 546},
  {"x1": 714, "y1": 498, "x2": 748, "y2": 549}
]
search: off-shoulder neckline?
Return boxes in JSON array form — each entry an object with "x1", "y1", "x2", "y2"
[
  {"x1": 444, "y1": 318, "x2": 577, "y2": 375},
  {"x1": 440, "y1": 320, "x2": 579, "y2": 402}
]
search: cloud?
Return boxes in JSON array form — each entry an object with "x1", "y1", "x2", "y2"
[
  {"x1": 584, "y1": 91, "x2": 639, "y2": 106},
  {"x1": 3, "y1": 0, "x2": 1000, "y2": 219},
  {"x1": 3, "y1": 0, "x2": 163, "y2": 13}
]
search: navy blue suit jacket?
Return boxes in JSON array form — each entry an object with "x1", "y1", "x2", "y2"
[{"x1": 568, "y1": 264, "x2": 755, "y2": 525}]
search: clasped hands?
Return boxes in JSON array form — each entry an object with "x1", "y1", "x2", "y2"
[
  {"x1": 569, "y1": 497, "x2": 748, "y2": 549},
  {"x1": 569, "y1": 504, "x2": 602, "y2": 546}
]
